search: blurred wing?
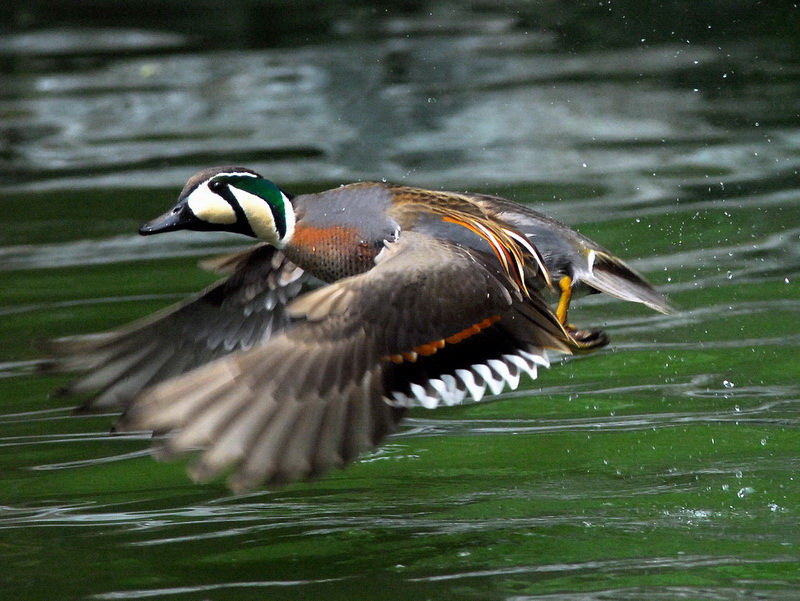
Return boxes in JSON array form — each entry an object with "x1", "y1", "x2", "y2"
[
  {"x1": 41, "y1": 245, "x2": 318, "y2": 411},
  {"x1": 117, "y1": 232, "x2": 575, "y2": 490}
]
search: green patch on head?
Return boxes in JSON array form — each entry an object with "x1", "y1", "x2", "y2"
[{"x1": 223, "y1": 176, "x2": 289, "y2": 238}]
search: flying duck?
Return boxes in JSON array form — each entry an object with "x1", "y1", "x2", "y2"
[{"x1": 43, "y1": 167, "x2": 672, "y2": 491}]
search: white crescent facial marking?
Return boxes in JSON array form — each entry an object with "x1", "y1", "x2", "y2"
[
  {"x1": 231, "y1": 188, "x2": 294, "y2": 246},
  {"x1": 187, "y1": 185, "x2": 237, "y2": 225},
  {"x1": 186, "y1": 170, "x2": 296, "y2": 247},
  {"x1": 280, "y1": 192, "x2": 296, "y2": 246}
]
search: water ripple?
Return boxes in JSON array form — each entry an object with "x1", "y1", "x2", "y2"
[
  {"x1": 398, "y1": 399, "x2": 800, "y2": 439},
  {"x1": 93, "y1": 577, "x2": 348, "y2": 600},
  {"x1": 410, "y1": 554, "x2": 797, "y2": 583},
  {"x1": 0, "y1": 232, "x2": 248, "y2": 271},
  {"x1": 0, "y1": 28, "x2": 186, "y2": 56},
  {"x1": 509, "y1": 587, "x2": 800, "y2": 601}
]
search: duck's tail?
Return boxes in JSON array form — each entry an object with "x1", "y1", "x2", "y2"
[{"x1": 583, "y1": 250, "x2": 675, "y2": 314}]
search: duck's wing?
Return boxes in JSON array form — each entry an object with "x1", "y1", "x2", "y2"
[
  {"x1": 115, "y1": 232, "x2": 578, "y2": 491},
  {"x1": 40, "y1": 244, "x2": 319, "y2": 412},
  {"x1": 463, "y1": 192, "x2": 674, "y2": 314}
]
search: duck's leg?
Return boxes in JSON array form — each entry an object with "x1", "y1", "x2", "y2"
[
  {"x1": 567, "y1": 326, "x2": 609, "y2": 351},
  {"x1": 556, "y1": 276, "x2": 573, "y2": 325},
  {"x1": 556, "y1": 275, "x2": 609, "y2": 351}
]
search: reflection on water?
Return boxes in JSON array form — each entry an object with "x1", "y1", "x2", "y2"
[
  {"x1": 1, "y1": 1, "x2": 799, "y2": 600},
  {"x1": 3, "y1": 3, "x2": 799, "y2": 194}
]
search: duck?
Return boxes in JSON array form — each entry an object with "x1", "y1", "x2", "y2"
[{"x1": 43, "y1": 166, "x2": 672, "y2": 491}]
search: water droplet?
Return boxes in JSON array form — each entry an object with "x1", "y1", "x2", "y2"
[
  {"x1": 726, "y1": 271, "x2": 733, "y2": 280},
  {"x1": 737, "y1": 487, "x2": 754, "y2": 498},
  {"x1": 722, "y1": 484, "x2": 729, "y2": 491},
  {"x1": 760, "y1": 438, "x2": 767, "y2": 446},
  {"x1": 723, "y1": 380, "x2": 735, "y2": 388}
]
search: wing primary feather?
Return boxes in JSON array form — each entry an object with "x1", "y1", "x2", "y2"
[
  {"x1": 163, "y1": 383, "x2": 255, "y2": 455},
  {"x1": 189, "y1": 396, "x2": 281, "y2": 482},
  {"x1": 89, "y1": 344, "x2": 178, "y2": 409},
  {"x1": 41, "y1": 332, "x2": 119, "y2": 360},
  {"x1": 339, "y1": 376, "x2": 375, "y2": 464},
  {"x1": 309, "y1": 392, "x2": 350, "y2": 477},
  {"x1": 120, "y1": 360, "x2": 241, "y2": 433},
  {"x1": 273, "y1": 399, "x2": 329, "y2": 482},
  {"x1": 136, "y1": 342, "x2": 215, "y2": 399},
  {"x1": 44, "y1": 337, "x2": 140, "y2": 376},
  {"x1": 228, "y1": 400, "x2": 305, "y2": 491},
  {"x1": 64, "y1": 343, "x2": 156, "y2": 398}
]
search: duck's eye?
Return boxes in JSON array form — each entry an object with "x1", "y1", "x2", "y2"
[{"x1": 209, "y1": 180, "x2": 226, "y2": 193}]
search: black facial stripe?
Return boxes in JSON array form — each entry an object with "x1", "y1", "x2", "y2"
[{"x1": 213, "y1": 183, "x2": 256, "y2": 237}]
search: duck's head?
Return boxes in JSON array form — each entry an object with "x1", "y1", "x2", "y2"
[{"x1": 140, "y1": 166, "x2": 295, "y2": 247}]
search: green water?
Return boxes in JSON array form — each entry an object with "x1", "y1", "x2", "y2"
[{"x1": 2, "y1": 1, "x2": 800, "y2": 599}]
